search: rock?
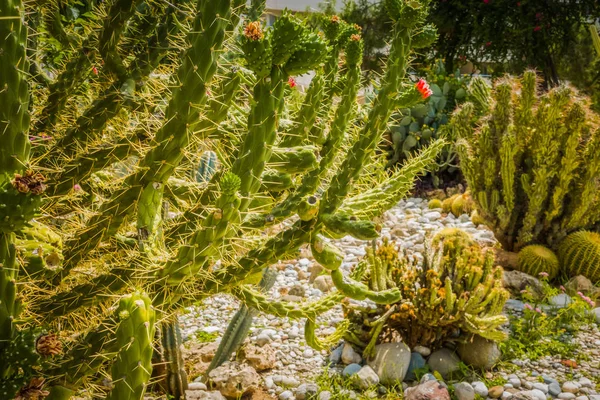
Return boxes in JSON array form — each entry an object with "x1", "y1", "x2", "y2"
[
  {"x1": 295, "y1": 383, "x2": 318, "y2": 400},
  {"x1": 355, "y1": 366, "x2": 380, "y2": 389},
  {"x1": 565, "y1": 275, "x2": 595, "y2": 296},
  {"x1": 420, "y1": 373, "x2": 437, "y2": 383},
  {"x1": 427, "y1": 348, "x2": 461, "y2": 379},
  {"x1": 279, "y1": 390, "x2": 293, "y2": 400},
  {"x1": 309, "y1": 264, "x2": 324, "y2": 283},
  {"x1": 256, "y1": 333, "x2": 272, "y2": 346},
  {"x1": 472, "y1": 381, "x2": 488, "y2": 397},
  {"x1": 313, "y1": 275, "x2": 333, "y2": 293},
  {"x1": 281, "y1": 295, "x2": 303, "y2": 302},
  {"x1": 185, "y1": 341, "x2": 220, "y2": 377},
  {"x1": 281, "y1": 377, "x2": 301, "y2": 388},
  {"x1": 366, "y1": 342, "x2": 411, "y2": 385},
  {"x1": 558, "y1": 394, "x2": 576, "y2": 399},
  {"x1": 457, "y1": 335, "x2": 501, "y2": 370},
  {"x1": 329, "y1": 344, "x2": 343, "y2": 364},
  {"x1": 503, "y1": 270, "x2": 544, "y2": 299},
  {"x1": 489, "y1": 386, "x2": 504, "y2": 398},
  {"x1": 532, "y1": 383, "x2": 548, "y2": 394},
  {"x1": 405, "y1": 352, "x2": 426, "y2": 381},
  {"x1": 239, "y1": 344, "x2": 277, "y2": 372},
  {"x1": 288, "y1": 284, "x2": 306, "y2": 297},
  {"x1": 563, "y1": 382, "x2": 579, "y2": 393},
  {"x1": 404, "y1": 380, "x2": 451, "y2": 400},
  {"x1": 318, "y1": 391, "x2": 332, "y2": 400},
  {"x1": 549, "y1": 293, "x2": 573, "y2": 308},
  {"x1": 549, "y1": 381, "x2": 561, "y2": 396},
  {"x1": 505, "y1": 299, "x2": 526, "y2": 312},
  {"x1": 186, "y1": 390, "x2": 227, "y2": 400},
  {"x1": 342, "y1": 363, "x2": 362, "y2": 377},
  {"x1": 207, "y1": 363, "x2": 261, "y2": 398},
  {"x1": 453, "y1": 382, "x2": 475, "y2": 400},
  {"x1": 413, "y1": 345, "x2": 431, "y2": 357},
  {"x1": 529, "y1": 389, "x2": 547, "y2": 400},
  {"x1": 579, "y1": 378, "x2": 593, "y2": 388},
  {"x1": 593, "y1": 308, "x2": 600, "y2": 325},
  {"x1": 339, "y1": 389, "x2": 357, "y2": 399},
  {"x1": 341, "y1": 343, "x2": 362, "y2": 365},
  {"x1": 512, "y1": 392, "x2": 538, "y2": 400},
  {"x1": 189, "y1": 383, "x2": 209, "y2": 391}
]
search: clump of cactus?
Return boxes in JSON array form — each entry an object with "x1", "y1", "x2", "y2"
[
  {"x1": 0, "y1": 0, "x2": 443, "y2": 398},
  {"x1": 452, "y1": 71, "x2": 600, "y2": 254},
  {"x1": 386, "y1": 61, "x2": 469, "y2": 187},
  {"x1": 344, "y1": 229, "x2": 509, "y2": 352}
]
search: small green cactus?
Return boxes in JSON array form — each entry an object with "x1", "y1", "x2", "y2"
[
  {"x1": 558, "y1": 231, "x2": 600, "y2": 282},
  {"x1": 516, "y1": 245, "x2": 560, "y2": 280},
  {"x1": 451, "y1": 193, "x2": 474, "y2": 217},
  {"x1": 428, "y1": 199, "x2": 443, "y2": 209},
  {"x1": 196, "y1": 151, "x2": 219, "y2": 183},
  {"x1": 109, "y1": 292, "x2": 156, "y2": 400}
]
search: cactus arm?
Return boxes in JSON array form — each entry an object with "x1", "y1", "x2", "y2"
[
  {"x1": 207, "y1": 268, "x2": 277, "y2": 372},
  {"x1": 544, "y1": 103, "x2": 585, "y2": 227},
  {"x1": 305, "y1": 318, "x2": 349, "y2": 351},
  {"x1": 107, "y1": 292, "x2": 156, "y2": 400},
  {"x1": 338, "y1": 140, "x2": 445, "y2": 219},
  {"x1": 268, "y1": 146, "x2": 318, "y2": 174},
  {"x1": 58, "y1": 0, "x2": 237, "y2": 280},
  {"x1": 32, "y1": 38, "x2": 96, "y2": 136},
  {"x1": 319, "y1": 21, "x2": 412, "y2": 215},
  {"x1": 99, "y1": 0, "x2": 144, "y2": 81},
  {"x1": 279, "y1": 71, "x2": 326, "y2": 147},
  {"x1": 158, "y1": 320, "x2": 188, "y2": 399},
  {"x1": 244, "y1": 35, "x2": 363, "y2": 228},
  {"x1": 331, "y1": 269, "x2": 402, "y2": 304}
]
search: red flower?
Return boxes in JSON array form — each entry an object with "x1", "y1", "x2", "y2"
[
  {"x1": 483, "y1": 0, "x2": 489, "y2": 3},
  {"x1": 415, "y1": 79, "x2": 433, "y2": 99},
  {"x1": 486, "y1": 41, "x2": 492, "y2": 46},
  {"x1": 92, "y1": 66, "x2": 98, "y2": 75},
  {"x1": 288, "y1": 76, "x2": 297, "y2": 88},
  {"x1": 534, "y1": 26, "x2": 541, "y2": 32}
]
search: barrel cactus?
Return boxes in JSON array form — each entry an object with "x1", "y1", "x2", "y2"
[
  {"x1": 558, "y1": 231, "x2": 600, "y2": 282},
  {"x1": 516, "y1": 245, "x2": 560, "y2": 280}
]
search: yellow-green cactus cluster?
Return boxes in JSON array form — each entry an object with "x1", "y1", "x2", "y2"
[{"x1": 344, "y1": 229, "x2": 509, "y2": 350}]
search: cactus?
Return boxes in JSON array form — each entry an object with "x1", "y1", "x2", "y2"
[
  {"x1": 428, "y1": 199, "x2": 443, "y2": 209},
  {"x1": 442, "y1": 194, "x2": 458, "y2": 213},
  {"x1": 108, "y1": 292, "x2": 156, "y2": 400},
  {"x1": 516, "y1": 245, "x2": 560, "y2": 280},
  {"x1": 452, "y1": 71, "x2": 600, "y2": 252},
  {"x1": 386, "y1": 61, "x2": 469, "y2": 187},
  {"x1": 0, "y1": 0, "x2": 446, "y2": 397},
  {"x1": 450, "y1": 192, "x2": 474, "y2": 217},
  {"x1": 344, "y1": 230, "x2": 509, "y2": 350},
  {"x1": 558, "y1": 231, "x2": 600, "y2": 282},
  {"x1": 196, "y1": 151, "x2": 219, "y2": 183}
]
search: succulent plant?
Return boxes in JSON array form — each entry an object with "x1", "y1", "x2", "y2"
[{"x1": 558, "y1": 231, "x2": 600, "y2": 282}]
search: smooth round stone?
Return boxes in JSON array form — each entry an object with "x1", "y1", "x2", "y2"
[
  {"x1": 558, "y1": 394, "x2": 577, "y2": 399},
  {"x1": 564, "y1": 382, "x2": 580, "y2": 393},
  {"x1": 413, "y1": 345, "x2": 431, "y2": 357},
  {"x1": 488, "y1": 386, "x2": 504, "y2": 398},
  {"x1": 549, "y1": 382, "x2": 562, "y2": 396},
  {"x1": 454, "y1": 382, "x2": 475, "y2": 400},
  {"x1": 343, "y1": 363, "x2": 362, "y2": 377},
  {"x1": 533, "y1": 383, "x2": 549, "y2": 394},
  {"x1": 472, "y1": 381, "x2": 488, "y2": 397}
]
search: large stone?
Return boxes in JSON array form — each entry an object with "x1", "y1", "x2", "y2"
[
  {"x1": 453, "y1": 382, "x2": 475, "y2": 400},
  {"x1": 405, "y1": 352, "x2": 426, "y2": 381},
  {"x1": 564, "y1": 275, "x2": 594, "y2": 296},
  {"x1": 366, "y1": 342, "x2": 411, "y2": 385},
  {"x1": 427, "y1": 348, "x2": 460, "y2": 379},
  {"x1": 593, "y1": 307, "x2": 600, "y2": 325},
  {"x1": 549, "y1": 294, "x2": 573, "y2": 308},
  {"x1": 207, "y1": 363, "x2": 261, "y2": 398},
  {"x1": 341, "y1": 342, "x2": 362, "y2": 365},
  {"x1": 457, "y1": 335, "x2": 501, "y2": 370},
  {"x1": 342, "y1": 363, "x2": 362, "y2": 377},
  {"x1": 239, "y1": 344, "x2": 277, "y2": 372},
  {"x1": 313, "y1": 275, "x2": 334, "y2": 293},
  {"x1": 404, "y1": 380, "x2": 451, "y2": 400},
  {"x1": 355, "y1": 366, "x2": 380, "y2": 389},
  {"x1": 185, "y1": 341, "x2": 220, "y2": 378},
  {"x1": 503, "y1": 270, "x2": 544, "y2": 299}
]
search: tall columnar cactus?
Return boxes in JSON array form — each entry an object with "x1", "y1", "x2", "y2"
[
  {"x1": 452, "y1": 71, "x2": 600, "y2": 254},
  {"x1": 1, "y1": 0, "x2": 445, "y2": 398},
  {"x1": 108, "y1": 292, "x2": 156, "y2": 400},
  {"x1": 344, "y1": 229, "x2": 509, "y2": 351}
]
